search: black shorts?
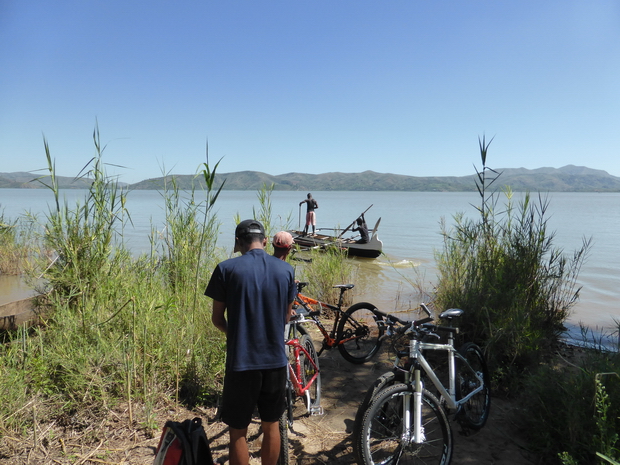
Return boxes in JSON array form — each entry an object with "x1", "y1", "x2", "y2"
[{"x1": 220, "y1": 366, "x2": 287, "y2": 430}]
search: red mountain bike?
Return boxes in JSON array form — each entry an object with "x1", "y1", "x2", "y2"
[{"x1": 278, "y1": 312, "x2": 322, "y2": 465}]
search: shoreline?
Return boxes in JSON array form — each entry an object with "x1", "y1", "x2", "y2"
[{"x1": 2, "y1": 272, "x2": 619, "y2": 350}]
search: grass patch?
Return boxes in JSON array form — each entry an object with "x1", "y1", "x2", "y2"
[
  {"x1": 0, "y1": 126, "x2": 227, "y2": 440},
  {"x1": 520, "y1": 344, "x2": 620, "y2": 464}
]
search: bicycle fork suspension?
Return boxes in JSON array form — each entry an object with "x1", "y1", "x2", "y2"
[
  {"x1": 412, "y1": 369, "x2": 425, "y2": 444},
  {"x1": 400, "y1": 370, "x2": 425, "y2": 445}
]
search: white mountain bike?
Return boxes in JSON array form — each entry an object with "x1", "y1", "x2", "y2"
[{"x1": 354, "y1": 305, "x2": 491, "y2": 465}]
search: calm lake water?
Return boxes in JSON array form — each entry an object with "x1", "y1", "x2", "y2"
[{"x1": 1, "y1": 188, "x2": 619, "y2": 343}]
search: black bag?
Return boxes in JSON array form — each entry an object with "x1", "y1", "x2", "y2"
[{"x1": 153, "y1": 417, "x2": 215, "y2": 465}]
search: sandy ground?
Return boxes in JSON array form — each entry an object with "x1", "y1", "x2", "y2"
[
  {"x1": 0, "y1": 337, "x2": 538, "y2": 465},
  {"x1": 202, "y1": 340, "x2": 537, "y2": 464},
  {"x1": 262, "y1": 345, "x2": 537, "y2": 465}
]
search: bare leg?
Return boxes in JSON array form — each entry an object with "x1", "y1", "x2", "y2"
[
  {"x1": 229, "y1": 427, "x2": 249, "y2": 465},
  {"x1": 260, "y1": 420, "x2": 280, "y2": 465}
]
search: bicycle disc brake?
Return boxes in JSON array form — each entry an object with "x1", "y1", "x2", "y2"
[{"x1": 342, "y1": 324, "x2": 369, "y2": 341}]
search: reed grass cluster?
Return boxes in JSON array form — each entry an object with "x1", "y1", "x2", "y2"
[
  {"x1": 0, "y1": 214, "x2": 35, "y2": 275},
  {"x1": 295, "y1": 247, "x2": 357, "y2": 307},
  {"x1": 0, "y1": 128, "x2": 227, "y2": 441},
  {"x1": 0, "y1": 129, "x2": 357, "y2": 453},
  {"x1": 434, "y1": 137, "x2": 590, "y2": 388},
  {"x1": 433, "y1": 137, "x2": 620, "y2": 463}
]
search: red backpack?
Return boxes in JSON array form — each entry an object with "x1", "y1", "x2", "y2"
[{"x1": 153, "y1": 417, "x2": 215, "y2": 465}]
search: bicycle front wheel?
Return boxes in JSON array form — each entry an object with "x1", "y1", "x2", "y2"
[
  {"x1": 299, "y1": 334, "x2": 321, "y2": 414},
  {"x1": 286, "y1": 321, "x2": 308, "y2": 341},
  {"x1": 356, "y1": 384, "x2": 452, "y2": 465},
  {"x1": 353, "y1": 370, "x2": 400, "y2": 464},
  {"x1": 276, "y1": 408, "x2": 289, "y2": 465},
  {"x1": 456, "y1": 342, "x2": 491, "y2": 431},
  {"x1": 337, "y1": 302, "x2": 384, "y2": 364},
  {"x1": 354, "y1": 370, "x2": 403, "y2": 428}
]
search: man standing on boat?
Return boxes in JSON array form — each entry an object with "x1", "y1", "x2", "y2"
[{"x1": 299, "y1": 193, "x2": 318, "y2": 236}]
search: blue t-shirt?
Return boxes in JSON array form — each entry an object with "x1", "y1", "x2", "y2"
[{"x1": 205, "y1": 248, "x2": 296, "y2": 372}]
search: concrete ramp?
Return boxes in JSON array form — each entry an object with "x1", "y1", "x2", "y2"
[{"x1": 0, "y1": 297, "x2": 42, "y2": 330}]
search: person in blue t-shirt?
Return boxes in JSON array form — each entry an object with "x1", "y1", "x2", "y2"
[{"x1": 205, "y1": 219, "x2": 296, "y2": 465}]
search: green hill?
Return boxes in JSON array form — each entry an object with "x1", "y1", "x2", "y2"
[
  {"x1": 128, "y1": 165, "x2": 620, "y2": 192},
  {"x1": 2, "y1": 165, "x2": 620, "y2": 192},
  {"x1": 0, "y1": 172, "x2": 95, "y2": 189}
]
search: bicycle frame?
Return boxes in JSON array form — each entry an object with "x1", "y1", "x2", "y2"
[
  {"x1": 406, "y1": 330, "x2": 485, "y2": 444},
  {"x1": 295, "y1": 294, "x2": 341, "y2": 345},
  {"x1": 285, "y1": 328, "x2": 323, "y2": 416},
  {"x1": 295, "y1": 290, "x2": 353, "y2": 350},
  {"x1": 286, "y1": 337, "x2": 319, "y2": 398}
]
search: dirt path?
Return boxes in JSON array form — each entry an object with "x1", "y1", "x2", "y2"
[
  {"x1": 0, "y1": 340, "x2": 538, "y2": 464},
  {"x1": 268, "y1": 346, "x2": 537, "y2": 465}
]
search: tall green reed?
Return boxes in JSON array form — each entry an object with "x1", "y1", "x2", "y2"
[
  {"x1": 156, "y1": 152, "x2": 226, "y2": 405},
  {"x1": 39, "y1": 125, "x2": 131, "y2": 312},
  {"x1": 253, "y1": 182, "x2": 294, "y2": 243},
  {"x1": 434, "y1": 136, "x2": 590, "y2": 387},
  {"x1": 0, "y1": 127, "x2": 227, "y2": 438},
  {"x1": 253, "y1": 182, "x2": 276, "y2": 240}
]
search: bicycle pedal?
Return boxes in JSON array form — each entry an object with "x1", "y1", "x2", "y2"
[{"x1": 309, "y1": 406, "x2": 324, "y2": 416}]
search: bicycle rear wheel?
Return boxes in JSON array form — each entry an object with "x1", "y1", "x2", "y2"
[
  {"x1": 337, "y1": 302, "x2": 384, "y2": 364},
  {"x1": 456, "y1": 342, "x2": 491, "y2": 431},
  {"x1": 356, "y1": 384, "x2": 452, "y2": 465},
  {"x1": 299, "y1": 334, "x2": 321, "y2": 414}
]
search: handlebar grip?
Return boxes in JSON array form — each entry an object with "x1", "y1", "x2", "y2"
[{"x1": 421, "y1": 322, "x2": 459, "y2": 334}]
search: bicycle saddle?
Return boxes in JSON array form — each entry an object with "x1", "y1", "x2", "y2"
[
  {"x1": 439, "y1": 308, "x2": 464, "y2": 320},
  {"x1": 333, "y1": 284, "x2": 354, "y2": 289}
]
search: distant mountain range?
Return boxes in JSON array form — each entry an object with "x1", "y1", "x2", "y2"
[{"x1": 2, "y1": 165, "x2": 620, "y2": 192}]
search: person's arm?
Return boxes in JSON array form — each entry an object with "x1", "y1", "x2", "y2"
[
  {"x1": 285, "y1": 302, "x2": 294, "y2": 323},
  {"x1": 211, "y1": 300, "x2": 228, "y2": 334}
]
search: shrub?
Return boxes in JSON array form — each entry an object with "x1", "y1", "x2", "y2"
[
  {"x1": 521, "y1": 349, "x2": 620, "y2": 464},
  {"x1": 434, "y1": 136, "x2": 590, "y2": 388},
  {"x1": 296, "y1": 246, "x2": 357, "y2": 307}
]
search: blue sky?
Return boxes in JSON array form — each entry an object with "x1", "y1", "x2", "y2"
[{"x1": 1, "y1": 1, "x2": 619, "y2": 184}]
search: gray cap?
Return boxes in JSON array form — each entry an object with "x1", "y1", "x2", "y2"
[
  {"x1": 234, "y1": 219, "x2": 265, "y2": 253},
  {"x1": 235, "y1": 219, "x2": 265, "y2": 237}
]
